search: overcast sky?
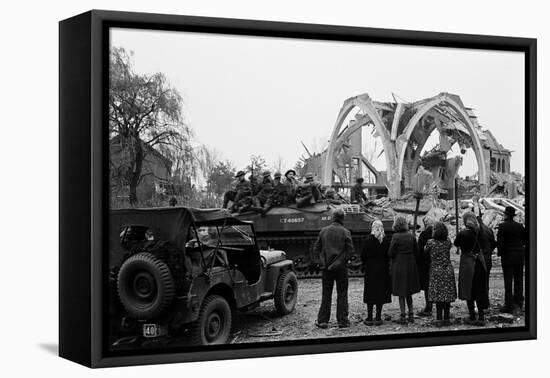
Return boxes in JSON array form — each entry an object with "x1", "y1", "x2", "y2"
[{"x1": 111, "y1": 28, "x2": 525, "y2": 176}]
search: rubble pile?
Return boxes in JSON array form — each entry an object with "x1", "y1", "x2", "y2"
[
  {"x1": 366, "y1": 192, "x2": 525, "y2": 233},
  {"x1": 489, "y1": 172, "x2": 524, "y2": 198}
]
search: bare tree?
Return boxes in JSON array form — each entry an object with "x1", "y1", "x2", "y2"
[
  {"x1": 109, "y1": 47, "x2": 192, "y2": 205},
  {"x1": 246, "y1": 155, "x2": 267, "y2": 177},
  {"x1": 199, "y1": 145, "x2": 221, "y2": 198},
  {"x1": 271, "y1": 155, "x2": 286, "y2": 174}
]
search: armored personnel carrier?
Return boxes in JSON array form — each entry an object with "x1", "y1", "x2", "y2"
[{"x1": 235, "y1": 202, "x2": 394, "y2": 277}]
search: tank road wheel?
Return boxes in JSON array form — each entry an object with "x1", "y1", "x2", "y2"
[
  {"x1": 274, "y1": 271, "x2": 298, "y2": 315},
  {"x1": 117, "y1": 252, "x2": 175, "y2": 320},
  {"x1": 191, "y1": 295, "x2": 232, "y2": 345}
]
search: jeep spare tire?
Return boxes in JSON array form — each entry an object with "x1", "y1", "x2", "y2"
[
  {"x1": 117, "y1": 252, "x2": 175, "y2": 320},
  {"x1": 274, "y1": 271, "x2": 298, "y2": 315}
]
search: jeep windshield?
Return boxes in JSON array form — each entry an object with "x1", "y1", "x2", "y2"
[{"x1": 192, "y1": 224, "x2": 255, "y2": 248}]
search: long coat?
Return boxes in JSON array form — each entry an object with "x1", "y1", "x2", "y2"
[
  {"x1": 417, "y1": 227, "x2": 433, "y2": 291},
  {"x1": 497, "y1": 219, "x2": 526, "y2": 264},
  {"x1": 388, "y1": 231, "x2": 421, "y2": 296},
  {"x1": 454, "y1": 228, "x2": 489, "y2": 308},
  {"x1": 361, "y1": 234, "x2": 392, "y2": 304}
]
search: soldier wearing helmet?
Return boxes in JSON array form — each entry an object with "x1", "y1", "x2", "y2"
[
  {"x1": 222, "y1": 170, "x2": 253, "y2": 212},
  {"x1": 253, "y1": 171, "x2": 275, "y2": 212},
  {"x1": 295, "y1": 172, "x2": 321, "y2": 208},
  {"x1": 266, "y1": 172, "x2": 289, "y2": 209},
  {"x1": 323, "y1": 187, "x2": 343, "y2": 205}
]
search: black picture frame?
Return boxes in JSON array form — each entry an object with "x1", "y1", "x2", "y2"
[{"x1": 59, "y1": 9, "x2": 537, "y2": 368}]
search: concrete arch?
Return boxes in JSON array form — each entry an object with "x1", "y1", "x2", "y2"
[
  {"x1": 396, "y1": 93, "x2": 488, "y2": 194},
  {"x1": 322, "y1": 94, "x2": 398, "y2": 197}
]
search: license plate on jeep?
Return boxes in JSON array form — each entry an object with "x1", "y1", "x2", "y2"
[{"x1": 143, "y1": 324, "x2": 161, "y2": 338}]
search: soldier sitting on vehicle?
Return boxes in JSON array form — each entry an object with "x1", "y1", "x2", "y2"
[
  {"x1": 265, "y1": 172, "x2": 289, "y2": 208},
  {"x1": 248, "y1": 174, "x2": 261, "y2": 196},
  {"x1": 223, "y1": 170, "x2": 247, "y2": 209},
  {"x1": 323, "y1": 187, "x2": 343, "y2": 205},
  {"x1": 233, "y1": 187, "x2": 254, "y2": 213},
  {"x1": 295, "y1": 173, "x2": 321, "y2": 208},
  {"x1": 284, "y1": 169, "x2": 299, "y2": 204},
  {"x1": 350, "y1": 177, "x2": 368, "y2": 205},
  {"x1": 223, "y1": 170, "x2": 252, "y2": 211},
  {"x1": 253, "y1": 171, "x2": 274, "y2": 213},
  {"x1": 222, "y1": 191, "x2": 236, "y2": 209}
]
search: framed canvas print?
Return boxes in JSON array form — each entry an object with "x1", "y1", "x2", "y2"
[{"x1": 59, "y1": 10, "x2": 537, "y2": 368}]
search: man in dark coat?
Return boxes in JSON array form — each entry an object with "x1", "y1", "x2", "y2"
[
  {"x1": 497, "y1": 206, "x2": 527, "y2": 313},
  {"x1": 313, "y1": 209, "x2": 354, "y2": 328},
  {"x1": 350, "y1": 177, "x2": 367, "y2": 205}
]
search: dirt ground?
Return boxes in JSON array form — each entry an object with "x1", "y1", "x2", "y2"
[{"x1": 230, "y1": 270, "x2": 525, "y2": 344}]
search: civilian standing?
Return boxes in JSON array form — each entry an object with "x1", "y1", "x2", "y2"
[
  {"x1": 454, "y1": 212, "x2": 489, "y2": 325},
  {"x1": 313, "y1": 209, "x2": 354, "y2": 328},
  {"x1": 417, "y1": 216, "x2": 434, "y2": 316},
  {"x1": 388, "y1": 216, "x2": 421, "y2": 324},
  {"x1": 497, "y1": 206, "x2": 526, "y2": 313},
  {"x1": 425, "y1": 222, "x2": 457, "y2": 327},
  {"x1": 361, "y1": 220, "x2": 392, "y2": 326}
]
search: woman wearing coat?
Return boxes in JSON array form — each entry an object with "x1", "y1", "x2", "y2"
[
  {"x1": 417, "y1": 217, "x2": 434, "y2": 316},
  {"x1": 454, "y1": 212, "x2": 489, "y2": 326},
  {"x1": 388, "y1": 216, "x2": 421, "y2": 324},
  {"x1": 425, "y1": 221, "x2": 457, "y2": 327},
  {"x1": 361, "y1": 220, "x2": 392, "y2": 326}
]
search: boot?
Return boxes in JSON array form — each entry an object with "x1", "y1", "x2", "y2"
[
  {"x1": 396, "y1": 314, "x2": 407, "y2": 325},
  {"x1": 475, "y1": 310, "x2": 486, "y2": 326}
]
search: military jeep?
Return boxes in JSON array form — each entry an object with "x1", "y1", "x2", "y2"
[{"x1": 109, "y1": 207, "x2": 297, "y2": 346}]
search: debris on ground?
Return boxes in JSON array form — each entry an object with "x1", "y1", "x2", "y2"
[{"x1": 227, "y1": 277, "x2": 525, "y2": 344}]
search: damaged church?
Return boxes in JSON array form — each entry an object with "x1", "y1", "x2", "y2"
[{"x1": 299, "y1": 92, "x2": 517, "y2": 200}]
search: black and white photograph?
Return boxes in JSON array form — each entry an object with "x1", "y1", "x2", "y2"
[
  {"x1": 106, "y1": 25, "x2": 530, "y2": 352},
  {"x1": 2, "y1": 0, "x2": 549, "y2": 375}
]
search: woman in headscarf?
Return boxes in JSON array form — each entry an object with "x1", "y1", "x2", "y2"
[
  {"x1": 425, "y1": 221, "x2": 457, "y2": 327},
  {"x1": 454, "y1": 212, "x2": 489, "y2": 326},
  {"x1": 417, "y1": 216, "x2": 434, "y2": 316},
  {"x1": 361, "y1": 220, "x2": 392, "y2": 326},
  {"x1": 388, "y1": 216, "x2": 421, "y2": 324}
]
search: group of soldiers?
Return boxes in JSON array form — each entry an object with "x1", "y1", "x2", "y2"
[{"x1": 222, "y1": 169, "x2": 353, "y2": 214}]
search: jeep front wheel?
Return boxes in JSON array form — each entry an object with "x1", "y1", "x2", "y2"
[
  {"x1": 191, "y1": 295, "x2": 232, "y2": 345},
  {"x1": 274, "y1": 271, "x2": 298, "y2": 315}
]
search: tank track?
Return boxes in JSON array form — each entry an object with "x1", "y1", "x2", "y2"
[{"x1": 257, "y1": 235, "x2": 368, "y2": 278}]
